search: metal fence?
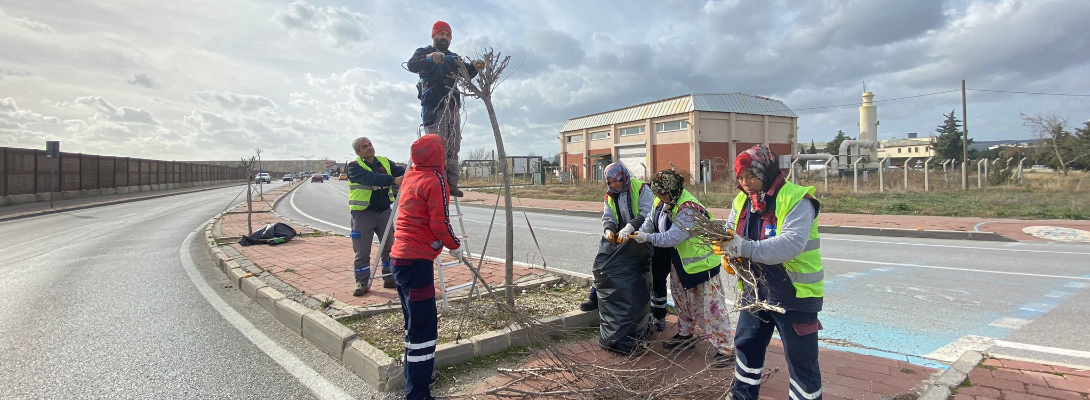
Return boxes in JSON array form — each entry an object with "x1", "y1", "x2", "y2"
[{"x1": 0, "y1": 146, "x2": 249, "y2": 197}]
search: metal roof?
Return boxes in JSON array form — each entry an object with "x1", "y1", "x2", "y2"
[{"x1": 560, "y1": 93, "x2": 797, "y2": 133}]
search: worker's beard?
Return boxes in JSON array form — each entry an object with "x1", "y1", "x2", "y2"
[{"x1": 433, "y1": 38, "x2": 449, "y2": 51}]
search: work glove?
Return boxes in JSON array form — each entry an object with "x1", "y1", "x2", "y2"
[
  {"x1": 449, "y1": 247, "x2": 463, "y2": 260},
  {"x1": 618, "y1": 224, "x2": 636, "y2": 237},
  {"x1": 429, "y1": 52, "x2": 445, "y2": 64},
  {"x1": 720, "y1": 236, "x2": 749, "y2": 258},
  {"x1": 631, "y1": 231, "x2": 650, "y2": 244},
  {"x1": 602, "y1": 229, "x2": 616, "y2": 242},
  {"x1": 473, "y1": 60, "x2": 486, "y2": 70},
  {"x1": 721, "y1": 256, "x2": 736, "y2": 275}
]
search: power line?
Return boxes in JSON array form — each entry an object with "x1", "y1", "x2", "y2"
[
  {"x1": 967, "y1": 88, "x2": 1090, "y2": 97},
  {"x1": 792, "y1": 89, "x2": 960, "y2": 111}
]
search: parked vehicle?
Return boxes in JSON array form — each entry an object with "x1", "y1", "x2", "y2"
[
  {"x1": 282, "y1": 174, "x2": 293, "y2": 182},
  {"x1": 311, "y1": 174, "x2": 324, "y2": 183},
  {"x1": 256, "y1": 173, "x2": 271, "y2": 183}
]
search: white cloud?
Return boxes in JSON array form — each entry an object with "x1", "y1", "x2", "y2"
[
  {"x1": 71, "y1": 96, "x2": 160, "y2": 125},
  {"x1": 273, "y1": 0, "x2": 372, "y2": 50},
  {"x1": 194, "y1": 91, "x2": 276, "y2": 111},
  {"x1": 127, "y1": 73, "x2": 154, "y2": 88},
  {"x1": 13, "y1": 16, "x2": 54, "y2": 33}
]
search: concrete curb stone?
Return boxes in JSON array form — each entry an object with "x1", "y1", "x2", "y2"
[
  {"x1": 302, "y1": 310, "x2": 358, "y2": 361},
  {"x1": 435, "y1": 341, "x2": 476, "y2": 367},
  {"x1": 343, "y1": 339, "x2": 402, "y2": 391},
  {"x1": 918, "y1": 350, "x2": 984, "y2": 400},
  {"x1": 240, "y1": 276, "x2": 268, "y2": 298},
  {"x1": 472, "y1": 329, "x2": 510, "y2": 359},
  {"x1": 273, "y1": 298, "x2": 310, "y2": 336},
  {"x1": 227, "y1": 267, "x2": 248, "y2": 287},
  {"x1": 255, "y1": 287, "x2": 287, "y2": 314}
]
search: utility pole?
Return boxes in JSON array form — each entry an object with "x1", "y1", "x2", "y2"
[{"x1": 961, "y1": 80, "x2": 968, "y2": 190}]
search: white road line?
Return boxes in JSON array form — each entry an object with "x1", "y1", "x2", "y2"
[
  {"x1": 926, "y1": 335, "x2": 1090, "y2": 363},
  {"x1": 119, "y1": 213, "x2": 138, "y2": 218},
  {"x1": 148, "y1": 207, "x2": 163, "y2": 212},
  {"x1": 321, "y1": 182, "x2": 349, "y2": 197},
  {"x1": 825, "y1": 257, "x2": 1090, "y2": 280},
  {"x1": 824, "y1": 237, "x2": 1090, "y2": 255},
  {"x1": 289, "y1": 184, "x2": 350, "y2": 231},
  {"x1": 179, "y1": 227, "x2": 354, "y2": 400},
  {"x1": 0, "y1": 222, "x2": 102, "y2": 254}
]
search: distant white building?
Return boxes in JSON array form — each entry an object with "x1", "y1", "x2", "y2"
[{"x1": 876, "y1": 134, "x2": 935, "y2": 167}]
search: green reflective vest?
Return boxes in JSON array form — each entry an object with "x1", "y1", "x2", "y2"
[
  {"x1": 653, "y1": 190, "x2": 720, "y2": 275},
  {"x1": 606, "y1": 178, "x2": 644, "y2": 223},
  {"x1": 349, "y1": 156, "x2": 395, "y2": 211},
  {"x1": 731, "y1": 181, "x2": 824, "y2": 298}
]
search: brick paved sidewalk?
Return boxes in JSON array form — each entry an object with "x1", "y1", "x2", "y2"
[
  {"x1": 954, "y1": 357, "x2": 1090, "y2": 400},
  {"x1": 468, "y1": 314, "x2": 939, "y2": 400},
  {"x1": 460, "y1": 191, "x2": 1090, "y2": 243}
]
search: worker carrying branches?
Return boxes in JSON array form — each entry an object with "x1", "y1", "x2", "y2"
[
  {"x1": 631, "y1": 170, "x2": 735, "y2": 368},
  {"x1": 406, "y1": 20, "x2": 485, "y2": 198},
  {"x1": 718, "y1": 145, "x2": 825, "y2": 400},
  {"x1": 389, "y1": 134, "x2": 462, "y2": 400}
]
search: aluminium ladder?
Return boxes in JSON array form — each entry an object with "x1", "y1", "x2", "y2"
[{"x1": 435, "y1": 196, "x2": 477, "y2": 311}]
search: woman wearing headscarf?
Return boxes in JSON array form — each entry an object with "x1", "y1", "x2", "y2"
[
  {"x1": 631, "y1": 170, "x2": 735, "y2": 367},
  {"x1": 720, "y1": 145, "x2": 824, "y2": 400},
  {"x1": 579, "y1": 164, "x2": 657, "y2": 319}
]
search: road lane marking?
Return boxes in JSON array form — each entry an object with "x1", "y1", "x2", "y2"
[
  {"x1": 824, "y1": 257, "x2": 1090, "y2": 280},
  {"x1": 179, "y1": 227, "x2": 354, "y2": 400},
  {"x1": 824, "y1": 237, "x2": 1090, "y2": 255},
  {"x1": 0, "y1": 222, "x2": 102, "y2": 254},
  {"x1": 989, "y1": 317, "x2": 1031, "y2": 329},
  {"x1": 119, "y1": 213, "x2": 138, "y2": 218},
  {"x1": 289, "y1": 185, "x2": 350, "y2": 231},
  {"x1": 926, "y1": 335, "x2": 1090, "y2": 363}
]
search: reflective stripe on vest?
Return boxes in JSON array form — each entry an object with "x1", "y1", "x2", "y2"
[
  {"x1": 732, "y1": 181, "x2": 824, "y2": 298},
  {"x1": 349, "y1": 156, "x2": 394, "y2": 211},
  {"x1": 664, "y1": 190, "x2": 719, "y2": 275},
  {"x1": 606, "y1": 178, "x2": 644, "y2": 224}
]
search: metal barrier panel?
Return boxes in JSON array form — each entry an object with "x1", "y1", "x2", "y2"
[{"x1": 61, "y1": 152, "x2": 80, "y2": 192}]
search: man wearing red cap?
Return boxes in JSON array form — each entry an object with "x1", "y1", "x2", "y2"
[{"x1": 406, "y1": 20, "x2": 485, "y2": 197}]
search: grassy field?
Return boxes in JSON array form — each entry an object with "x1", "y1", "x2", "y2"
[{"x1": 477, "y1": 171, "x2": 1089, "y2": 220}]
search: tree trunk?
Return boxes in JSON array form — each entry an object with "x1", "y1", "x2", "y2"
[{"x1": 482, "y1": 96, "x2": 515, "y2": 306}]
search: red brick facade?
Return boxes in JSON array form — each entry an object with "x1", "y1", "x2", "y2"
[
  {"x1": 652, "y1": 143, "x2": 690, "y2": 181},
  {"x1": 698, "y1": 142, "x2": 733, "y2": 182}
]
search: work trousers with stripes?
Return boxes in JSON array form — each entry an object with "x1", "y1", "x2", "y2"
[
  {"x1": 351, "y1": 208, "x2": 394, "y2": 285},
  {"x1": 650, "y1": 248, "x2": 673, "y2": 319},
  {"x1": 731, "y1": 309, "x2": 822, "y2": 400},
  {"x1": 392, "y1": 258, "x2": 438, "y2": 400}
]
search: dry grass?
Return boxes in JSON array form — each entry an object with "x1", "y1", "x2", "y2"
[
  {"x1": 341, "y1": 282, "x2": 587, "y2": 358},
  {"x1": 479, "y1": 170, "x2": 1089, "y2": 220}
]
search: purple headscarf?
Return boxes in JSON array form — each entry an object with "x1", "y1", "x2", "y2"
[{"x1": 603, "y1": 162, "x2": 632, "y2": 194}]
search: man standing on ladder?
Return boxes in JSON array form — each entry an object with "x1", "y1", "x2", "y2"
[
  {"x1": 348, "y1": 137, "x2": 405, "y2": 296},
  {"x1": 406, "y1": 20, "x2": 484, "y2": 197},
  {"x1": 390, "y1": 134, "x2": 462, "y2": 400}
]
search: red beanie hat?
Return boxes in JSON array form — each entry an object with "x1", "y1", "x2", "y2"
[{"x1": 432, "y1": 21, "x2": 451, "y2": 37}]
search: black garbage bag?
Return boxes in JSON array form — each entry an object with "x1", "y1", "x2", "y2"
[
  {"x1": 239, "y1": 222, "x2": 298, "y2": 246},
  {"x1": 593, "y1": 238, "x2": 653, "y2": 355}
]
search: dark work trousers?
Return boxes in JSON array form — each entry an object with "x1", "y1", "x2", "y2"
[
  {"x1": 351, "y1": 208, "x2": 394, "y2": 285},
  {"x1": 649, "y1": 247, "x2": 672, "y2": 320},
  {"x1": 731, "y1": 309, "x2": 823, "y2": 400},
  {"x1": 423, "y1": 111, "x2": 461, "y2": 188},
  {"x1": 392, "y1": 258, "x2": 438, "y2": 400}
]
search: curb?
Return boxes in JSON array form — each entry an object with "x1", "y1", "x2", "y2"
[
  {"x1": 917, "y1": 350, "x2": 984, "y2": 400},
  {"x1": 201, "y1": 181, "x2": 601, "y2": 392},
  {"x1": 0, "y1": 181, "x2": 246, "y2": 223},
  {"x1": 457, "y1": 202, "x2": 1018, "y2": 242}
]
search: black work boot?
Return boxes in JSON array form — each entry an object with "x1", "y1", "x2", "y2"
[
  {"x1": 712, "y1": 352, "x2": 736, "y2": 368},
  {"x1": 663, "y1": 333, "x2": 696, "y2": 350},
  {"x1": 449, "y1": 185, "x2": 464, "y2": 197}
]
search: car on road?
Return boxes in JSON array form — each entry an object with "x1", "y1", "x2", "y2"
[
  {"x1": 282, "y1": 174, "x2": 293, "y2": 182},
  {"x1": 256, "y1": 173, "x2": 271, "y2": 183},
  {"x1": 338, "y1": 174, "x2": 348, "y2": 181},
  {"x1": 322, "y1": 173, "x2": 330, "y2": 181},
  {"x1": 311, "y1": 174, "x2": 324, "y2": 183}
]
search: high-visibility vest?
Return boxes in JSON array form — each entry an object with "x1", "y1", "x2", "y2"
[
  {"x1": 606, "y1": 178, "x2": 645, "y2": 223},
  {"x1": 653, "y1": 190, "x2": 720, "y2": 275},
  {"x1": 348, "y1": 156, "x2": 395, "y2": 211},
  {"x1": 732, "y1": 181, "x2": 824, "y2": 298}
]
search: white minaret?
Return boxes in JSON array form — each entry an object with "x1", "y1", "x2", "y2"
[{"x1": 859, "y1": 91, "x2": 877, "y2": 160}]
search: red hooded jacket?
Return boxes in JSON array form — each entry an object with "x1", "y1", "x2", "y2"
[{"x1": 391, "y1": 134, "x2": 461, "y2": 260}]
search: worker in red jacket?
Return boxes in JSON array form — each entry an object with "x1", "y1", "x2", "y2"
[{"x1": 390, "y1": 134, "x2": 462, "y2": 400}]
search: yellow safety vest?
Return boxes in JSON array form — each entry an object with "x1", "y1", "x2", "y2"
[
  {"x1": 606, "y1": 178, "x2": 645, "y2": 223},
  {"x1": 731, "y1": 181, "x2": 824, "y2": 298},
  {"x1": 653, "y1": 190, "x2": 720, "y2": 275},
  {"x1": 349, "y1": 156, "x2": 395, "y2": 211}
]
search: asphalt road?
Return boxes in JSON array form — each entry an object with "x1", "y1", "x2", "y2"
[
  {"x1": 0, "y1": 182, "x2": 381, "y2": 399},
  {"x1": 282, "y1": 179, "x2": 1090, "y2": 366}
]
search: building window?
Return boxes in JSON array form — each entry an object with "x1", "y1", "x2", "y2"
[
  {"x1": 619, "y1": 126, "x2": 645, "y2": 136},
  {"x1": 590, "y1": 131, "x2": 610, "y2": 140},
  {"x1": 567, "y1": 135, "x2": 583, "y2": 143},
  {"x1": 656, "y1": 120, "x2": 688, "y2": 133},
  {"x1": 898, "y1": 148, "x2": 902, "y2": 154}
]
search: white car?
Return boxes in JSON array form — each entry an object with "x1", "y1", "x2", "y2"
[{"x1": 256, "y1": 173, "x2": 271, "y2": 183}]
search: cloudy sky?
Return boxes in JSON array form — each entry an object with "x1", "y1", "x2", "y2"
[{"x1": 2, "y1": 0, "x2": 1089, "y2": 164}]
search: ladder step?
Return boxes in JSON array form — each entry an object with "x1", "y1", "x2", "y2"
[
  {"x1": 442, "y1": 282, "x2": 473, "y2": 293},
  {"x1": 440, "y1": 260, "x2": 462, "y2": 268}
]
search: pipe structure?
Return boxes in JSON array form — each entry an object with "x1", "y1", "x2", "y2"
[
  {"x1": 924, "y1": 156, "x2": 934, "y2": 191},
  {"x1": 789, "y1": 158, "x2": 801, "y2": 182},
  {"x1": 853, "y1": 157, "x2": 865, "y2": 193},
  {"x1": 904, "y1": 157, "x2": 914, "y2": 191},
  {"x1": 823, "y1": 158, "x2": 833, "y2": 191},
  {"x1": 795, "y1": 154, "x2": 839, "y2": 175},
  {"x1": 838, "y1": 140, "x2": 877, "y2": 167}
]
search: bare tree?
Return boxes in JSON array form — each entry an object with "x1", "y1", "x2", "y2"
[
  {"x1": 463, "y1": 146, "x2": 492, "y2": 161},
  {"x1": 1022, "y1": 112, "x2": 1073, "y2": 175}
]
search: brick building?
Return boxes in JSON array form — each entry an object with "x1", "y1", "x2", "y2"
[{"x1": 558, "y1": 93, "x2": 798, "y2": 183}]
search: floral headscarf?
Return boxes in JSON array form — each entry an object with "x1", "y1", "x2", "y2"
[
  {"x1": 649, "y1": 169, "x2": 685, "y2": 206},
  {"x1": 734, "y1": 145, "x2": 781, "y2": 214},
  {"x1": 603, "y1": 162, "x2": 631, "y2": 195}
]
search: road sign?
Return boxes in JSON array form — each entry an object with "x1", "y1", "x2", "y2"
[{"x1": 45, "y1": 141, "x2": 60, "y2": 158}]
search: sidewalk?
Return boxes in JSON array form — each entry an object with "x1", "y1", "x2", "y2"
[
  {"x1": 954, "y1": 357, "x2": 1090, "y2": 400},
  {"x1": 459, "y1": 190, "x2": 1090, "y2": 243},
  {"x1": 469, "y1": 314, "x2": 942, "y2": 400}
]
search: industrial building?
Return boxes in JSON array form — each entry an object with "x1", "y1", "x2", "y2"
[
  {"x1": 876, "y1": 134, "x2": 936, "y2": 168},
  {"x1": 558, "y1": 93, "x2": 798, "y2": 183}
]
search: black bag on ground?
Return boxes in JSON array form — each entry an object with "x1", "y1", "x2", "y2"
[
  {"x1": 593, "y1": 237, "x2": 653, "y2": 355},
  {"x1": 239, "y1": 222, "x2": 298, "y2": 246}
]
